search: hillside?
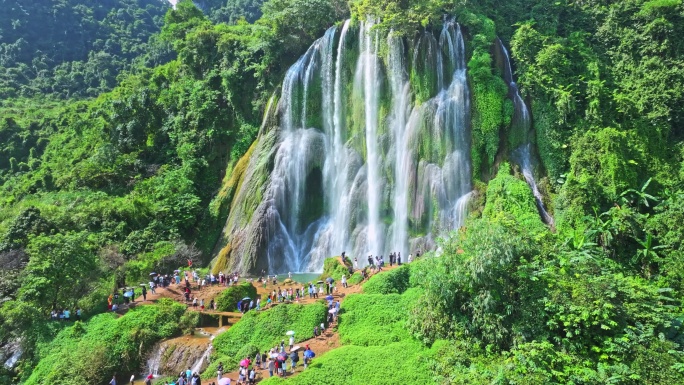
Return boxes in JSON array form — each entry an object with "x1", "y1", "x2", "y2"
[{"x1": 1, "y1": 0, "x2": 684, "y2": 384}]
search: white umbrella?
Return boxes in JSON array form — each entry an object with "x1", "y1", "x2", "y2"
[
  {"x1": 286, "y1": 330, "x2": 295, "y2": 336},
  {"x1": 218, "y1": 378, "x2": 231, "y2": 385},
  {"x1": 291, "y1": 346, "x2": 301, "y2": 352}
]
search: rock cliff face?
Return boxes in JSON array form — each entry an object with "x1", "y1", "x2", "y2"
[
  {"x1": 146, "y1": 333, "x2": 213, "y2": 376},
  {"x1": 213, "y1": 19, "x2": 550, "y2": 275}
]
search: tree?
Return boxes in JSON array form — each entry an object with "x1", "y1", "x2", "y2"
[{"x1": 19, "y1": 232, "x2": 99, "y2": 312}]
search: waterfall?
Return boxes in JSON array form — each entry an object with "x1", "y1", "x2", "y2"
[
  {"x1": 496, "y1": 38, "x2": 554, "y2": 226},
  {"x1": 146, "y1": 344, "x2": 162, "y2": 377},
  {"x1": 190, "y1": 335, "x2": 215, "y2": 374},
  {"x1": 359, "y1": 21, "x2": 384, "y2": 257},
  {"x1": 3, "y1": 349, "x2": 21, "y2": 369},
  {"x1": 250, "y1": 20, "x2": 473, "y2": 272},
  {"x1": 388, "y1": 31, "x2": 412, "y2": 256}
]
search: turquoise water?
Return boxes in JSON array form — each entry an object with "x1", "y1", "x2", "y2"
[{"x1": 267, "y1": 273, "x2": 321, "y2": 284}]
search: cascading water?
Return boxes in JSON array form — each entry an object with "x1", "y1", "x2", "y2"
[
  {"x1": 358, "y1": 21, "x2": 385, "y2": 257},
  {"x1": 236, "y1": 20, "x2": 473, "y2": 273},
  {"x1": 146, "y1": 344, "x2": 162, "y2": 376},
  {"x1": 190, "y1": 335, "x2": 215, "y2": 374},
  {"x1": 496, "y1": 38, "x2": 554, "y2": 226}
]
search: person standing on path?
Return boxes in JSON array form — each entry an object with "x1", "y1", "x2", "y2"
[
  {"x1": 130, "y1": 374, "x2": 135, "y2": 385},
  {"x1": 289, "y1": 335, "x2": 294, "y2": 351},
  {"x1": 142, "y1": 286, "x2": 147, "y2": 301},
  {"x1": 354, "y1": 257, "x2": 358, "y2": 270},
  {"x1": 290, "y1": 350, "x2": 299, "y2": 374},
  {"x1": 398, "y1": 252, "x2": 401, "y2": 265},
  {"x1": 217, "y1": 362, "x2": 224, "y2": 381},
  {"x1": 110, "y1": 375, "x2": 117, "y2": 385},
  {"x1": 268, "y1": 357, "x2": 275, "y2": 377},
  {"x1": 341, "y1": 275, "x2": 347, "y2": 288}
]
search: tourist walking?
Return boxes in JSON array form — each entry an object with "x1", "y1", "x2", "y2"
[{"x1": 303, "y1": 345, "x2": 315, "y2": 368}]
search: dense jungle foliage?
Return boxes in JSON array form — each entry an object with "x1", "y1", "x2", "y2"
[{"x1": 1, "y1": 0, "x2": 684, "y2": 383}]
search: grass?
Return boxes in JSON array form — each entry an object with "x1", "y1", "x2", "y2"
[
  {"x1": 362, "y1": 264, "x2": 412, "y2": 295},
  {"x1": 259, "y1": 340, "x2": 437, "y2": 385}
]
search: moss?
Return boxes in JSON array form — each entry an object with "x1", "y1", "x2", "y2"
[
  {"x1": 219, "y1": 139, "x2": 259, "y2": 217},
  {"x1": 468, "y1": 49, "x2": 508, "y2": 178},
  {"x1": 212, "y1": 242, "x2": 232, "y2": 274},
  {"x1": 299, "y1": 167, "x2": 325, "y2": 232},
  {"x1": 410, "y1": 33, "x2": 441, "y2": 103}
]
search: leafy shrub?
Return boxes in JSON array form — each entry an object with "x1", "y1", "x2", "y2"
[
  {"x1": 24, "y1": 299, "x2": 185, "y2": 385},
  {"x1": 205, "y1": 302, "x2": 326, "y2": 374},
  {"x1": 348, "y1": 271, "x2": 364, "y2": 285},
  {"x1": 215, "y1": 282, "x2": 258, "y2": 312},
  {"x1": 179, "y1": 310, "x2": 200, "y2": 335},
  {"x1": 318, "y1": 257, "x2": 351, "y2": 282},
  {"x1": 259, "y1": 341, "x2": 436, "y2": 385}
]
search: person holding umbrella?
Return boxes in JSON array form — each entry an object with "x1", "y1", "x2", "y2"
[
  {"x1": 289, "y1": 348, "x2": 299, "y2": 374},
  {"x1": 303, "y1": 345, "x2": 315, "y2": 369},
  {"x1": 277, "y1": 351, "x2": 287, "y2": 376}
]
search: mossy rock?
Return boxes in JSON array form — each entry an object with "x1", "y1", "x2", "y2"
[
  {"x1": 318, "y1": 257, "x2": 353, "y2": 282},
  {"x1": 215, "y1": 282, "x2": 258, "y2": 312}
]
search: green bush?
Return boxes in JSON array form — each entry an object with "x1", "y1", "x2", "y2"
[
  {"x1": 24, "y1": 299, "x2": 185, "y2": 385},
  {"x1": 483, "y1": 162, "x2": 547, "y2": 235},
  {"x1": 259, "y1": 340, "x2": 436, "y2": 385},
  {"x1": 362, "y1": 264, "x2": 411, "y2": 294},
  {"x1": 348, "y1": 271, "x2": 364, "y2": 285},
  {"x1": 215, "y1": 282, "x2": 258, "y2": 312},
  {"x1": 318, "y1": 257, "x2": 351, "y2": 282},
  {"x1": 205, "y1": 302, "x2": 326, "y2": 374}
]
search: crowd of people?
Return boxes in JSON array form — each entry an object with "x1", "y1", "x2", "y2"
[
  {"x1": 49, "y1": 308, "x2": 81, "y2": 321},
  {"x1": 151, "y1": 368, "x2": 202, "y2": 385},
  {"x1": 209, "y1": 342, "x2": 318, "y2": 384},
  {"x1": 117, "y1": 249, "x2": 424, "y2": 384}
]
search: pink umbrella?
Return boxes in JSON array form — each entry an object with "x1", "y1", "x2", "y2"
[
  {"x1": 240, "y1": 359, "x2": 249, "y2": 368},
  {"x1": 218, "y1": 378, "x2": 231, "y2": 385}
]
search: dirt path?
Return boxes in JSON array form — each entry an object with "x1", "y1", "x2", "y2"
[
  {"x1": 135, "y1": 262, "x2": 401, "y2": 382},
  {"x1": 215, "y1": 265, "x2": 400, "y2": 383}
]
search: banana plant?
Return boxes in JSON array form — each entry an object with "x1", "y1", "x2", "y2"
[{"x1": 620, "y1": 178, "x2": 658, "y2": 210}]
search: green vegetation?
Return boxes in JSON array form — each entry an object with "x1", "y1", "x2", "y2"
[
  {"x1": 318, "y1": 257, "x2": 352, "y2": 282},
  {"x1": 260, "y1": 341, "x2": 437, "y2": 385},
  {"x1": 0, "y1": 0, "x2": 170, "y2": 99},
  {"x1": 2, "y1": 0, "x2": 684, "y2": 383},
  {"x1": 206, "y1": 302, "x2": 326, "y2": 373},
  {"x1": 215, "y1": 282, "x2": 258, "y2": 311},
  {"x1": 361, "y1": 264, "x2": 411, "y2": 295},
  {"x1": 22, "y1": 299, "x2": 186, "y2": 385}
]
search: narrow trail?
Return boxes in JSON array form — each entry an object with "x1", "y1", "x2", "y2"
[{"x1": 135, "y1": 261, "x2": 401, "y2": 382}]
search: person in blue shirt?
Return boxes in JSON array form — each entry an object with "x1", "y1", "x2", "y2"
[{"x1": 186, "y1": 368, "x2": 192, "y2": 380}]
